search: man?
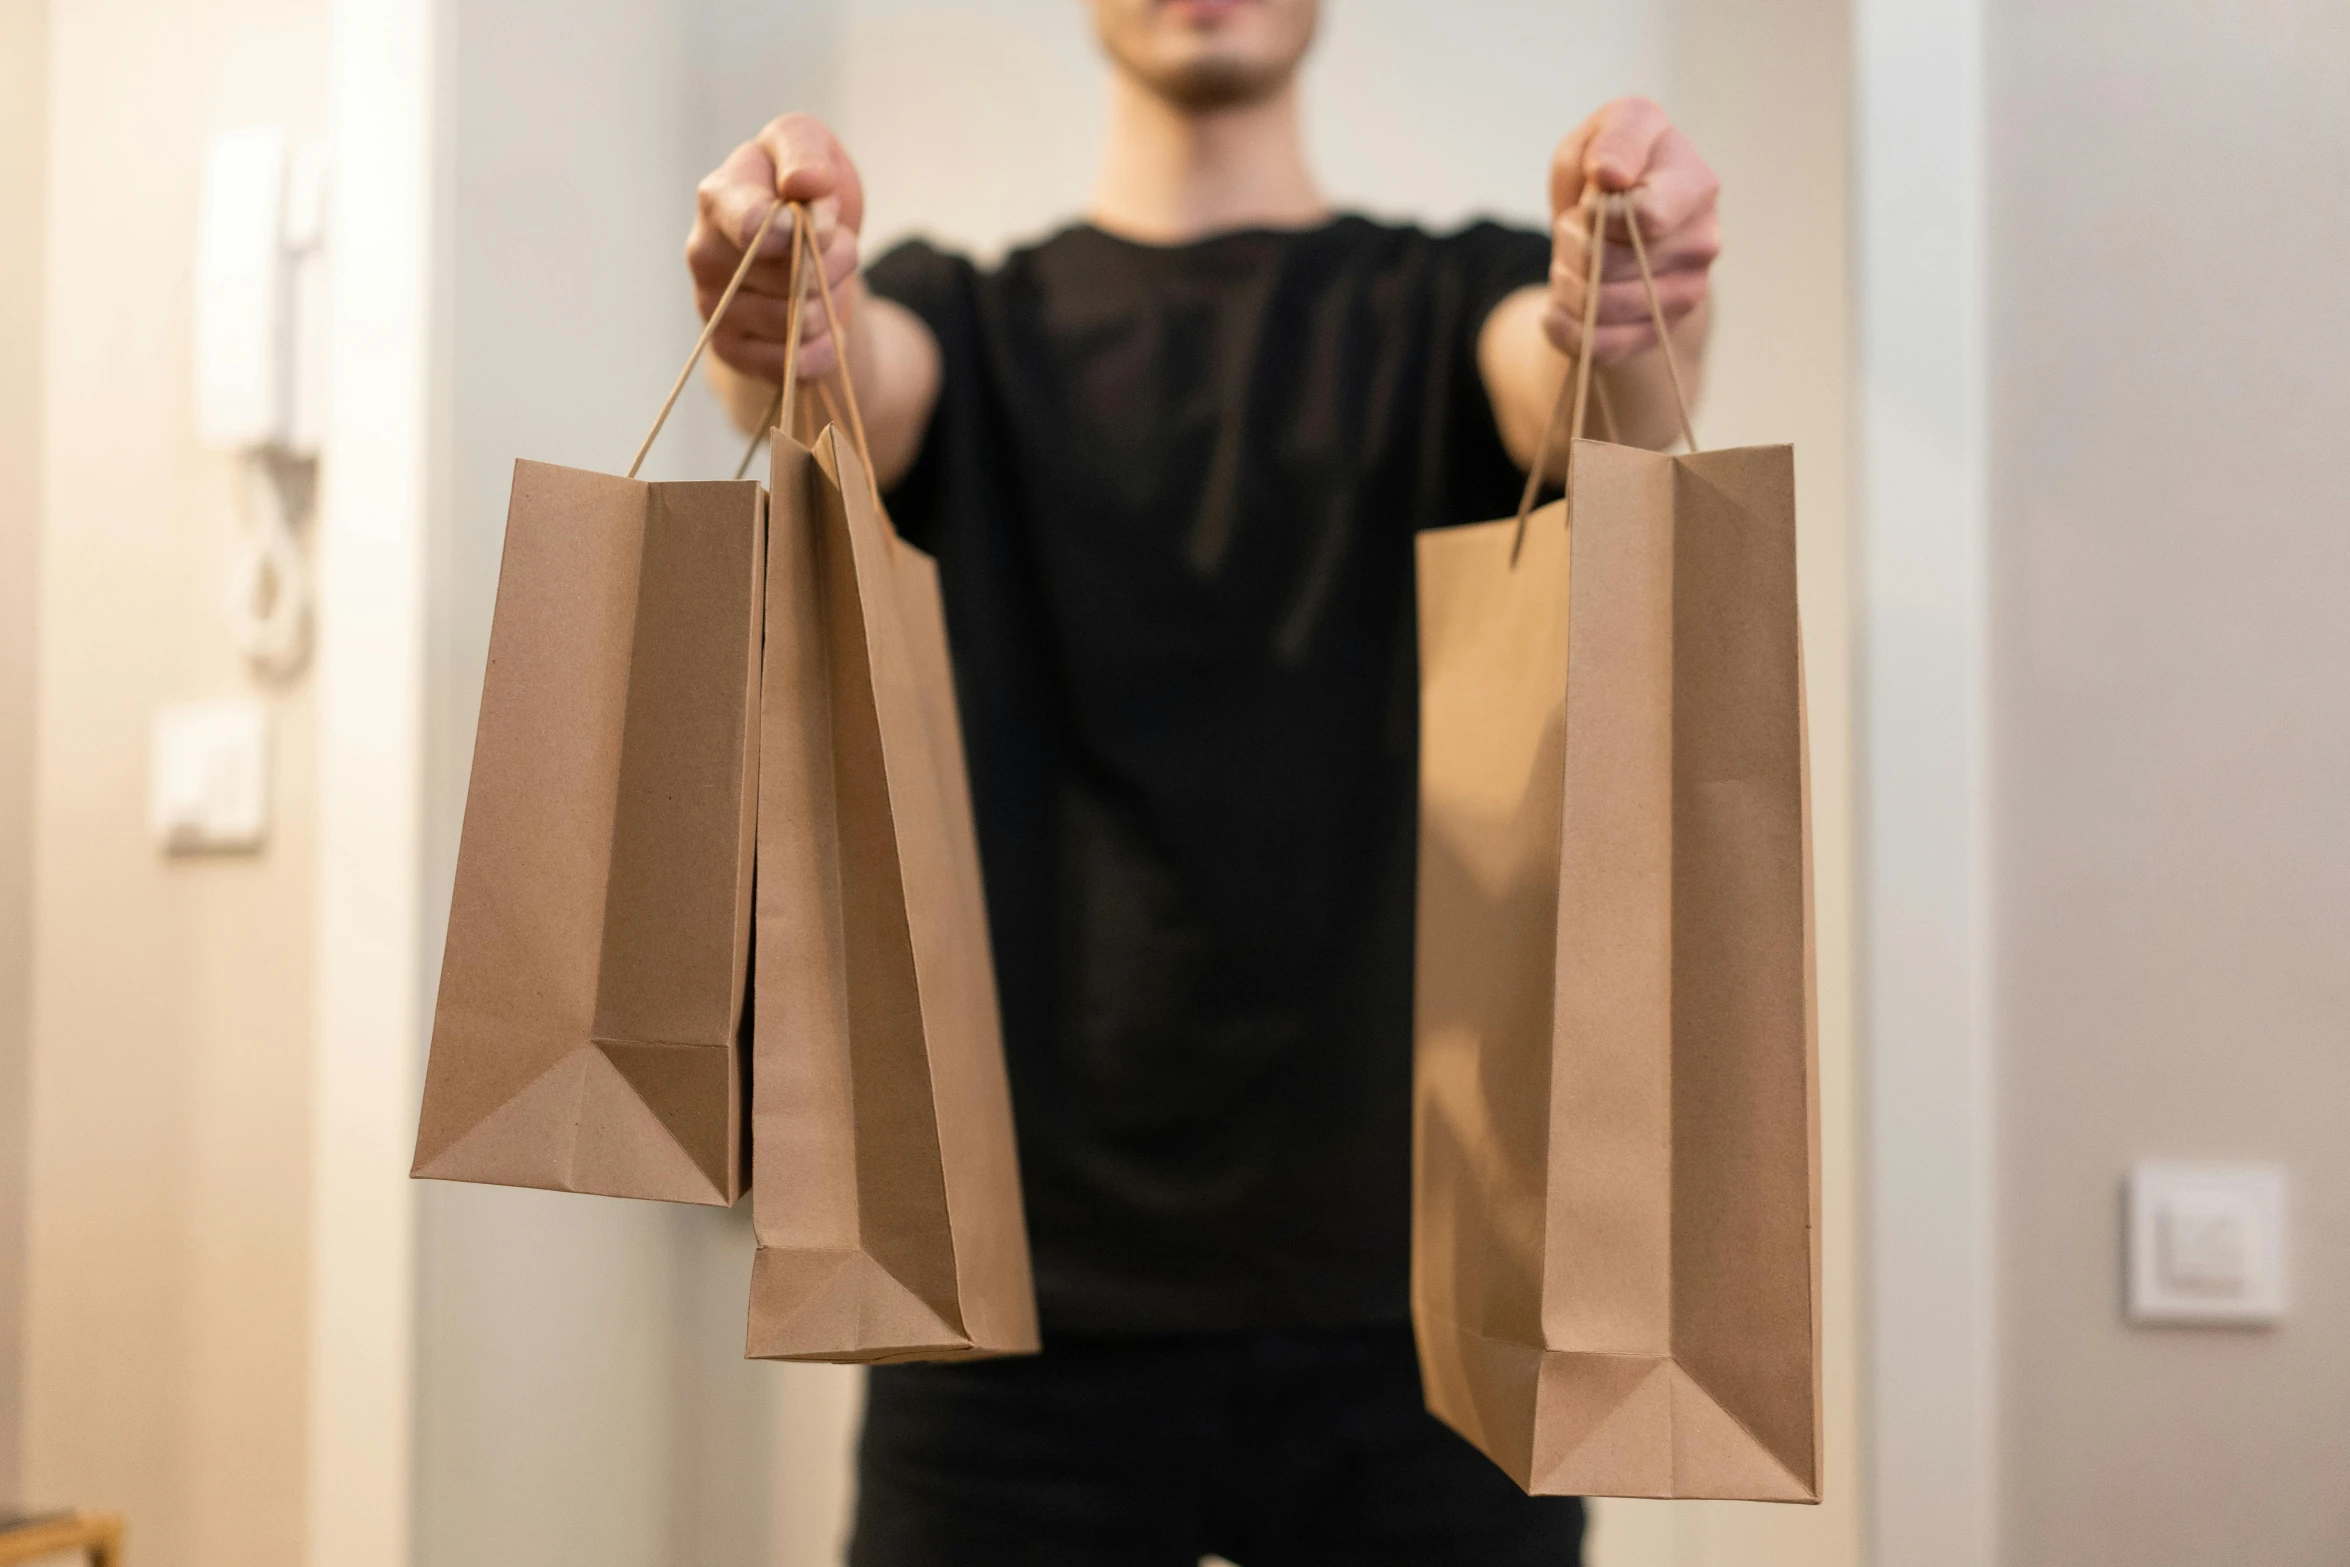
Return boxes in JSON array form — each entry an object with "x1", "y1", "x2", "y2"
[{"x1": 688, "y1": 2, "x2": 1719, "y2": 1561}]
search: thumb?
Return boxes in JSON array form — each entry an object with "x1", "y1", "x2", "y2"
[{"x1": 696, "y1": 146, "x2": 806, "y2": 269}]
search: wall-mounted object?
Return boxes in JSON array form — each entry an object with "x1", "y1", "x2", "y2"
[
  {"x1": 2127, "y1": 1161, "x2": 2287, "y2": 1327},
  {"x1": 196, "y1": 126, "x2": 328, "y2": 454},
  {"x1": 151, "y1": 698, "x2": 271, "y2": 854},
  {"x1": 195, "y1": 126, "x2": 328, "y2": 676}
]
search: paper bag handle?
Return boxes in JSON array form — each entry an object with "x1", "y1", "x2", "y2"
[
  {"x1": 1508, "y1": 189, "x2": 1699, "y2": 563},
  {"x1": 730, "y1": 201, "x2": 890, "y2": 530},
  {"x1": 801, "y1": 208, "x2": 889, "y2": 522},
  {"x1": 732, "y1": 201, "x2": 817, "y2": 479},
  {"x1": 628, "y1": 199, "x2": 800, "y2": 480}
]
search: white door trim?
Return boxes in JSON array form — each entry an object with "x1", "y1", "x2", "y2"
[
  {"x1": 1854, "y1": 0, "x2": 1998, "y2": 1560},
  {"x1": 311, "y1": 0, "x2": 435, "y2": 1559}
]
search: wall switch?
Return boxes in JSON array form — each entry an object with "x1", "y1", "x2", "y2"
[
  {"x1": 2127, "y1": 1161, "x2": 2286, "y2": 1326},
  {"x1": 151, "y1": 699, "x2": 270, "y2": 854}
]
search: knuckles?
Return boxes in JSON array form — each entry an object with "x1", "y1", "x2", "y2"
[
  {"x1": 1546, "y1": 269, "x2": 1709, "y2": 326},
  {"x1": 685, "y1": 235, "x2": 736, "y2": 284}
]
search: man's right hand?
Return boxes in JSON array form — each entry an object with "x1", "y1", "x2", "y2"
[
  {"x1": 687, "y1": 113, "x2": 865, "y2": 383},
  {"x1": 687, "y1": 114, "x2": 939, "y2": 485}
]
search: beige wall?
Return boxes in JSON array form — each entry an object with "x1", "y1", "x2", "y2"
[
  {"x1": 22, "y1": 0, "x2": 325, "y2": 1559},
  {"x1": 0, "y1": 0, "x2": 46, "y2": 1514},
  {"x1": 1990, "y1": 4, "x2": 2350, "y2": 1563}
]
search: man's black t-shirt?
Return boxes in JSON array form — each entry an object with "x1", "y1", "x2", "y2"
[{"x1": 865, "y1": 215, "x2": 1550, "y2": 1336}]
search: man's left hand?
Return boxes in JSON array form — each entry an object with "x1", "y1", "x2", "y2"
[{"x1": 1545, "y1": 97, "x2": 1720, "y2": 365}]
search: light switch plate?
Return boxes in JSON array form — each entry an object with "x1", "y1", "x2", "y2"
[
  {"x1": 2127, "y1": 1161, "x2": 2286, "y2": 1326},
  {"x1": 151, "y1": 698, "x2": 270, "y2": 853}
]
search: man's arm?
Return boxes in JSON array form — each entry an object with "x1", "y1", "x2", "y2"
[
  {"x1": 687, "y1": 114, "x2": 942, "y2": 490},
  {"x1": 1481, "y1": 97, "x2": 1721, "y2": 472}
]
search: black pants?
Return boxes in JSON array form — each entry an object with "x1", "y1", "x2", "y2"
[{"x1": 848, "y1": 1324, "x2": 1586, "y2": 1567}]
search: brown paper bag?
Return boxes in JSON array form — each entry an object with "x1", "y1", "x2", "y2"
[
  {"x1": 412, "y1": 205, "x2": 790, "y2": 1206},
  {"x1": 744, "y1": 213, "x2": 1038, "y2": 1363},
  {"x1": 1410, "y1": 194, "x2": 1820, "y2": 1501}
]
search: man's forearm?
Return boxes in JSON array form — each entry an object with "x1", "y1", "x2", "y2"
[
  {"x1": 704, "y1": 285, "x2": 943, "y2": 491},
  {"x1": 1479, "y1": 284, "x2": 1711, "y2": 476}
]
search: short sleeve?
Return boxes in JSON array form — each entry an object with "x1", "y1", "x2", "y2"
[
  {"x1": 864, "y1": 238, "x2": 982, "y2": 555},
  {"x1": 1425, "y1": 220, "x2": 1554, "y2": 528},
  {"x1": 1445, "y1": 220, "x2": 1554, "y2": 350}
]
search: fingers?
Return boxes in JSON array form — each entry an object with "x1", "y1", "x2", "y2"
[
  {"x1": 805, "y1": 222, "x2": 861, "y2": 309},
  {"x1": 688, "y1": 113, "x2": 864, "y2": 381},
  {"x1": 712, "y1": 301, "x2": 845, "y2": 381},
  {"x1": 689, "y1": 209, "x2": 856, "y2": 308},
  {"x1": 1544, "y1": 268, "x2": 1708, "y2": 340},
  {"x1": 697, "y1": 225, "x2": 862, "y2": 382},
  {"x1": 1621, "y1": 126, "x2": 1718, "y2": 236},
  {"x1": 693, "y1": 143, "x2": 791, "y2": 277},
  {"x1": 691, "y1": 114, "x2": 863, "y2": 251},
  {"x1": 1549, "y1": 98, "x2": 1721, "y2": 236},
  {"x1": 687, "y1": 115, "x2": 860, "y2": 300},
  {"x1": 751, "y1": 113, "x2": 864, "y2": 238},
  {"x1": 1553, "y1": 206, "x2": 1721, "y2": 283},
  {"x1": 1543, "y1": 98, "x2": 1719, "y2": 366},
  {"x1": 1547, "y1": 199, "x2": 1714, "y2": 361},
  {"x1": 692, "y1": 223, "x2": 855, "y2": 321},
  {"x1": 1542, "y1": 308, "x2": 1695, "y2": 366},
  {"x1": 1548, "y1": 259, "x2": 1711, "y2": 325},
  {"x1": 710, "y1": 323, "x2": 791, "y2": 384},
  {"x1": 1550, "y1": 95, "x2": 1669, "y2": 213},
  {"x1": 1544, "y1": 261, "x2": 1708, "y2": 364},
  {"x1": 714, "y1": 319, "x2": 842, "y2": 382}
]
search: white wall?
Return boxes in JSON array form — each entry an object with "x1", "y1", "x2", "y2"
[
  {"x1": 1854, "y1": 0, "x2": 1997, "y2": 1560},
  {"x1": 310, "y1": 0, "x2": 435, "y2": 1559}
]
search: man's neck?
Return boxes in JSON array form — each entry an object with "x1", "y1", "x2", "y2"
[{"x1": 1087, "y1": 69, "x2": 1330, "y2": 245}]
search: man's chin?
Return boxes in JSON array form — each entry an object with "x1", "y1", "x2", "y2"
[{"x1": 1139, "y1": 53, "x2": 1291, "y2": 112}]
